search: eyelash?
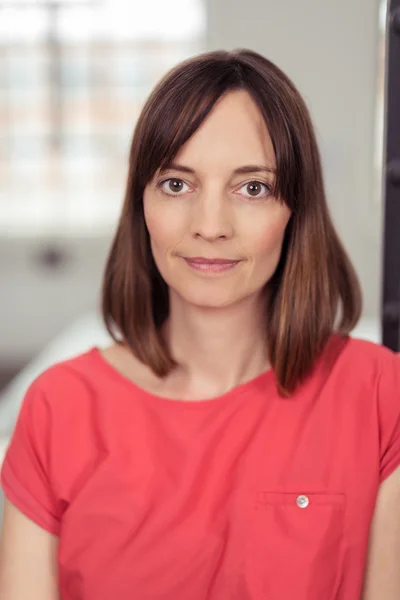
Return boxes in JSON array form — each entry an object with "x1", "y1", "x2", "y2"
[{"x1": 156, "y1": 178, "x2": 272, "y2": 199}]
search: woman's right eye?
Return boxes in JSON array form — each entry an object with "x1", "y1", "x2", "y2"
[{"x1": 159, "y1": 178, "x2": 190, "y2": 195}]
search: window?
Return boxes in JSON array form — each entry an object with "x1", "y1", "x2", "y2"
[{"x1": 0, "y1": 0, "x2": 206, "y2": 236}]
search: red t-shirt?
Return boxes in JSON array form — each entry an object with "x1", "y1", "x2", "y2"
[{"x1": 1, "y1": 334, "x2": 400, "y2": 600}]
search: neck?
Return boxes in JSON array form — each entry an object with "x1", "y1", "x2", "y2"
[{"x1": 162, "y1": 292, "x2": 270, "y2": 398}]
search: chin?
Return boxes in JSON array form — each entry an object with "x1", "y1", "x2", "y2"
[{"x1": 176, "y1": 287, "x2": 248, "y2": 310}]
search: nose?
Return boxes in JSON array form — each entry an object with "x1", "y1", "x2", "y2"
[{"x1": 190, "y1": 193, "x2": 234, "y2": 241}]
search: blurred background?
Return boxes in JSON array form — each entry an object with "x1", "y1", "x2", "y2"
[{"x1": 0, "y1": 0, "x2": 398, "y2": 441}]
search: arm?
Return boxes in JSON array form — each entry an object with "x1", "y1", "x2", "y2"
[
  {"x1": 0, "y1": 498, "x2": 60, "y2": 600},
  {"x1": 362, "y1": 465, "x2": 400, "y2": 599}
]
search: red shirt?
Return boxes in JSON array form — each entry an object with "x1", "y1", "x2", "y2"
[{"x1": 2, "y1": 334, "x2": 400, "y2": 600}]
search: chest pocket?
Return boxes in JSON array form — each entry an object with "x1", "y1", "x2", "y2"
[{"x1": 245, "y1": 491, "x2": 346, "y2": 600}]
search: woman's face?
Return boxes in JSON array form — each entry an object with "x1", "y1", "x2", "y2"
[{"x1": 143, "y1": 90, "x2": 292, "y2": 310}]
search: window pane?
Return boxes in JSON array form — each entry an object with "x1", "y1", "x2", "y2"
[{"x1": 0, "y1": 0, "x2": 206, "y2": 236}]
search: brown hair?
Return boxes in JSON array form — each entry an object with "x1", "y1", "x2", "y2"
[{"x1": 101, "y1": 49, "x2": 362, "y2": 397}]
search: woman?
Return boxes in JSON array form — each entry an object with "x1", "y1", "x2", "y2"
[{"x1": 0, "y1": 49, "x2": 399, "y2": 600}]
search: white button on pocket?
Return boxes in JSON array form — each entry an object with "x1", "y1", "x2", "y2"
[{"x1": 296, "y1": 495, "x2": 309, "y2": 508}]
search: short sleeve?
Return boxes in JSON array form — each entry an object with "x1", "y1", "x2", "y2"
[
  {"x1": 1, "y1": 378, "x2": 62, "y2": 535},
  {"x1": 378, "y1": 351, "x2": 400, "y2": 482}
]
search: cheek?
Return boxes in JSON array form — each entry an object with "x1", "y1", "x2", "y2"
[
  {"x1": 248, "y1": 213, "x2": 290, "y2": 261},
  {"x1": 145, "y1": 214, "x2": 165, "y2": 249},
  {"x1": 144, "y1": 204, "x2": 177, "y2": 255},
  {"x1": 144, "y1": 208, "x2": 189, "y2": 280}
]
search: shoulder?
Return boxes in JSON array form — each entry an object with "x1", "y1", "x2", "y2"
[
  {"x1": 341, "y1": 335, "x2": 396, "y2": 364},
  {"x1": 17, "y1": 344, "x2": 149, "y2": 435},
  {"x1": 30, "y1": 347, "x2": 99, "y2": 394},
  {"x1": 314, "y1": 334, "x2": 400, "y2": 431},
  {"x1": 325, "y1": 335, "x2": 400, "y2": 481},
  {"x1": 1, "y1": 348, "x2": 124, "y2": 523},
  {"x1": 341, "y1": 336, "x2": 400, "y2": 407},
  {"x1": 323, "y1": 335, "x2": 400, "y2": 408},
  {"x1": 6, "y1": 348, "x2": 123, "y2": 476},
  {"x1": 18, "y1": 347, "x2": 108, "y2": 427},
  {"x1": 325, "y1": 334, "x2": 399, "y2": 387}
]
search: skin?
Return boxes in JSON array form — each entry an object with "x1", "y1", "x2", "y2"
[{"x1": 1, "y1": 90, "x2": 399, "y2": 599}]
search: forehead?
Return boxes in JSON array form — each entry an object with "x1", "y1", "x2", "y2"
[{"x1": 174, "y1": 90, "x2": 276, "y2": 171}]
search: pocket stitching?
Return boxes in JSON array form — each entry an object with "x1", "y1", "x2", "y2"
[{"x1": 248, "y1": 491, "x2": 347, "y2": 599}]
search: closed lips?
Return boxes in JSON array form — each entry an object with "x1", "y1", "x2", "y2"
[
  {"x1": 182, "y1": 257, "x2": 243, "y2": 273},
  {"x1": 184, "y1": 258, "x2": 241, "y2": 264}
]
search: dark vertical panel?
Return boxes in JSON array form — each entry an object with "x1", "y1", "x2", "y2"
[{"x1": 382, "y1": 0, "x2": 400, "y2": 351}]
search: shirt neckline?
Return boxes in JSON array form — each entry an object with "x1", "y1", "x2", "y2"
[{"x1": 89, "y1": 346, "x2": 277, "y2": 409}]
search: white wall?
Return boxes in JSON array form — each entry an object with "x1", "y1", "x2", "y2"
[
  {"x1": 206, "y1": 0, "x2": 384, "y2": 318},
  {"x1": 0, "y1": 237, "x2": 110, "y2": 366}
]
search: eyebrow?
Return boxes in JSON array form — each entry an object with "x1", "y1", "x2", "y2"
[{"x1": 159, "y1": 163, "x2": 276, "y2": 175}]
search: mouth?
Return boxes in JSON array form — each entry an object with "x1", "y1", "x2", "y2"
[{"x1": 182, "y1": 257, "x2": 242, "y2": 273}]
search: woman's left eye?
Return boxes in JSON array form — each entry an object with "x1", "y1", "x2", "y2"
[{"x1": 238, "y1": 181, "x2": 271, "y2": 199}]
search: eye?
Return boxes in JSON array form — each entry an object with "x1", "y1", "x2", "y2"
[
  {"x1": 159, "y1": 178, "x2": 190, "y2": 196},
  {"x1": 238, "y1": 180, "x2": 272, "y2": 199}
]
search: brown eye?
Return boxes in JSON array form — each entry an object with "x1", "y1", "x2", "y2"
[
  {"x1": 168, "y1": 179, "x2": 184, "y2": 192},
  {"x1": 247, "y1": 182, "x2": 263, "y2": 196},
  {"x1": 238, "y1": 181, "x2": 271, "y2": 199},
  {"x1": 159, "y1": 178, "x2": 189, "y2": 195}
]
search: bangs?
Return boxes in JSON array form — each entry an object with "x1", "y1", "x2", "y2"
[
  {"x1": 135, "y1": 60, "x2": 243, "y2": 188},
  {"x1": 134, "y1": 53, "x2": 301, "y2": 211}
]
